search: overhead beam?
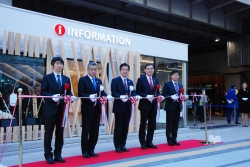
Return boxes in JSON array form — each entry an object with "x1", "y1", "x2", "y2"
[
  {"x1": 190, "y1": 0, "x2": 204, "y2": 4},
  {"x1": 224, "y1": 4, "x2": 250, "y2": 15},
  {"x1": 209, "y1": 0, "x2": 236, "y2": 10},
  {"x1": 45, "y1": 2, "x2": 68, "y2": 13}
]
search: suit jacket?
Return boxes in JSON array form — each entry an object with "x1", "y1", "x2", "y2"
[
  {"x1": 111, "y1": 76, "x2": 136, "y2": 114},
  {"x1": 78, "y1": 75, "x2": 107, "y2": 114},
  {"x1": 41, "y1": 73, "x2": 72, "y2": 115},
  {"x1": 162, "y1": 81, "x2": 183, "y2": 112},
  {"x1": 136, "y1": 75, "x2": 160, "y2": 112}
]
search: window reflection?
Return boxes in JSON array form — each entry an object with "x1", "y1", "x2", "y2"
[{"x1": 0, "y1": 52, "x2": 45, "y2": 126}]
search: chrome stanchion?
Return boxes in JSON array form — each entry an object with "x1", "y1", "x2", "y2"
[
  {"x1": 234, "y1": 104, "x2": 236, "y2": 124},
  {"x1": 184, "y1": 101, "x2": 187, "y2": 128},
  {"x1": 200, "y1": 95, "x2": 210, "y2": 144},
  {"x1": 209, "y1": 104, "x2": 212, "y2": 122},
  {"x1": 18, "y1": 88, "x2": 23, "y2": 167}
]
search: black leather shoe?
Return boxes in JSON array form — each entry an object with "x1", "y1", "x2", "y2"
[
  {"x1": 168, "y1": 142, "x2": 174, "y2": 146},
  {"x1": 89, "y1": 151, "x2": 99, "y2": 157},
  {"x1": 141, "y1": 145, "x2": 147, "y2": 150},
  {"x1": 236, "y1": 122, "x2": 241, "y2": 124},
  {"x1": 146, "y1": 143, "x2": 158, "y2": 149},
  {"x1": 115, "y1": 148, "x2": 122, "y2": 153},
  {"x1": 46, "y1": 157, "x2": 55, "y2": 164},
  {"x1": 54, "y1": 156, "x2": 66, "y2": 163},
  {"x1": 121, "y1": 146, "x2": 130, "y2": 152},
  {"x1": 83, "y1": 153, "x2": 91, "y2": 158}
]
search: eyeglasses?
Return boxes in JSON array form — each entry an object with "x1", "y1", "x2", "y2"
[{"x1": 88, "y1": 68, "x2": 98, "y2": 71}]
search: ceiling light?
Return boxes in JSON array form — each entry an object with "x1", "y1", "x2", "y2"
[{"x1": 215, "y1": 38, "x2": 220, "y2": 42}]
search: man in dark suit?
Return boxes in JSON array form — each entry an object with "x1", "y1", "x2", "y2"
[
  {"x1": 78, "y1": 62, "x2": 113, "y2": 158},
  {"x1": 136, "y1": 64, "x2": 164, "y2": 150},
  {"x1": 162, "y1": 70, "x2": 183, "y2": 146},
  {"x1": 41, "y1": 57, "x2": 76, "y2": 164},
  {"x1": 111, "y1": 63, "x2": 138, "y2": 153}
]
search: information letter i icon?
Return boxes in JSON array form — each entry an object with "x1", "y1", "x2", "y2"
[{"x1": 55, "y1": 24, "x2": 65, "y2": 36}]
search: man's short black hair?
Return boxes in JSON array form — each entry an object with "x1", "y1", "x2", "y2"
[
  {"x1": 144, "y1": 63, "x2": 154, "y2": 69},
  {"x1": 170, "y1": 70, "x2": 180, "y2": 75},
  {"x1": 51, "y1": 56, "x2": 64, "y2": 66},
  {"x1": 120, "y1": 63, "x2": 130, "y2": 71},
  {"x1": 88, "y1": 62, "x2": 97, "y2": 69}
]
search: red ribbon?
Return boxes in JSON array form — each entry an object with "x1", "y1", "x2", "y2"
[
  {"x1": 129, "y1": 96, "x2": 137, "y2": 122},
  {"x1": 61, "y1": 95, "x2": 71, "y2": 127},
  {"x1": 156, "y1": 96, "x2": 162, "y2": 121},
  {"x1": 99, "y1": 96, "x2": 107, "y2": 125}
]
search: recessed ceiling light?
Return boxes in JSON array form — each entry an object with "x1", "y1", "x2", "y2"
[{"x1": 215, "y1": 38, "x2": 220, "y2": 42}]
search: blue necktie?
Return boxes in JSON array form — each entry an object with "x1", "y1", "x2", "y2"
[
  {"x1": 92, "y1": 78, "x2": 96, "y2": 91},
  {"x1": 174, "y1": 83, "x2": 179, "y2": 94},
  {"x1": 57, "y1": 75, "x2": 62, "y2": 91}
]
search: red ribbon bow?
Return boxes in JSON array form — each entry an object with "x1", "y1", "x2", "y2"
[
  {"x1": 157, "y1": 96, "x2": 162, "y2": 102},
  {"x1": 130, "y1": 96, "x2": 137, "y2": 104},
  {"x1": 100, "y1": 96, "x2": 107, "y2": 104},
  {"x1": 64, "y1": 95, "x2": 71, "y2": 103}
]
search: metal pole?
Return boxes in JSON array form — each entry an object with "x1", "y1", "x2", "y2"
[
  {"x1": 234, "y1": 104, "x2": 236, "y2": 124},
  {"x1": 194, "y1": 100, "x2": 197, "y2": 126},
  {"x1": 209, "y1": 104, "x2": 212, "y2": 122},
  {"x1": 18, "y1": 88, "x2": 23, "y2": 167},
  {"x1": 203, "y1": 95, "x2": 208, "y2": 144},
  {"x1": 184, "y1": 101, "x2": 187, "y2": 128}
]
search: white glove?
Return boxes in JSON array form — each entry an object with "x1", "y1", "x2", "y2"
[
  {"x1": 89, "y1": 94, "x2": 97, "y2": 102},
  {"x1": 171, "y1": 94, "x2": 179, "y2": 100},
  {"x1": 242, "y1": 98, "x2": 248, "y2": 101},
  {"x1": 70, "y1": 96, "x2": 77, "y2": 102},
  {"x1": 120, "y1": 95, "x2": 128, "y2": 102},
  {"x1": 228, "y1": 100, "x2": 232, "y2": 104},
  {"x1": 52, "y1": 94, "x2": 60, "y2": 102},
  {"x1": 107, "y1": 95, "x2": 114, "y2": 101},
  {"x1": 185, "y1": 95, "x2": 189, "y2": 100},
  {"x1": 146, "y1": 95, "x2": 154, "y2": 103},
  {"x1": 136, "y1": 95, "x2": 142, "y2": 100}
]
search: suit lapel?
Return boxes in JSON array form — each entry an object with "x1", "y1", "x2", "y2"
[
  {"x1": 119, "y1": 76, "x2": 126, "y2": 93},
  {"x1": 50, "y1": 73, "x2": 59, "y2": 91},
  {"x1": 86, "y1": 75, "x2": 96, "y2": 92},
  {"x1": 169, "y1": 81, "x2": 177, "y2": 94},
  {"x1": 143, "y1": 76, "x2": 151, "y2": 92}
]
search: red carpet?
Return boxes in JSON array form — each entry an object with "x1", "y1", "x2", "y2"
[{"x1": 11, "y1": 140, "x2": 207, "y2": 167}]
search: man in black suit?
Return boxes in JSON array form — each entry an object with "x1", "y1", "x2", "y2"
[
  {"x1": 136, "y1": 64, "x2": 164, "y2": 150},
  {"x1": 162, "y1": 70, "x2": 183, "y2": 146},
  {"x1": 111, "y1": 63, "x2": 138, "y2": 153},
  {"x1": 78, "y1": 62, "x2": 113, "y2": 158},
  {"x1": 41, "y1": 57, "x2": 77, "y2": 164}
]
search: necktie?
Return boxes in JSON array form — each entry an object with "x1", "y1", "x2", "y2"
[
  {"x1": 174, "y1": 83, "x2": 179, "y2": 94},
  {"x1": 57, "y1": 75, "x2": 62, "y2": 91},
  {"x1": 149, "y1": 78, "x2": 153, "y2": 91},
  {"x1": 124, "y1": 78, "x2": 128, "y2": 92},
  {"x1": 92, "y1": 78, "x2": 96, "y2": 91}
]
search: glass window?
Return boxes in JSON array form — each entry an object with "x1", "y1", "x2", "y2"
[{"x1": 0, "y1": 51, "x2": 45, "y2": 126}]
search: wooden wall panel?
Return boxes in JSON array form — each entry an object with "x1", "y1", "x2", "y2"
[
  {"x1": 34, "y1": 36, "x2": 40, "y2": 58},
  {"x1": 23, "y1": 34, "x2": 28, "y2": 56},
  {"x1": 28, "y1": 35, "x2": 34, "y2": 57},
  {"x1": 2, "y1": 30, "x2": 6, "y2": 54},
  {"x1": 14, "y1": 33, "x2": 21, "y2": 56},
  {"x1": 8, "y1": 32, "x2": 14, "y2": 55},
  {"x1": 42, "y1": 37, "x2": 47, "y2": 58}
]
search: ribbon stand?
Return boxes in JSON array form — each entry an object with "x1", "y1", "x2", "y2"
[
  {"x1": 199, "y1": 95, "x2": 211, "y2": 145},
  {"x1": 18, "y1": 88, "x2": 23, "y2": 167}
]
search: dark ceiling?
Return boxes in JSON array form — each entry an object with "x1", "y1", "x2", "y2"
[{"x1": 12, "y1": 0, "x2": 250, "y2": 56}]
